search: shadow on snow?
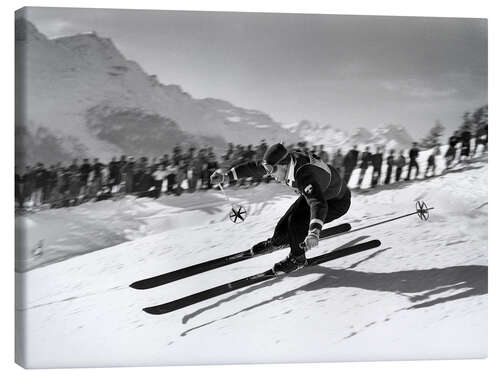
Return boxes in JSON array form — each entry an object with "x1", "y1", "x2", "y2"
[{"x1": 180, "y1": 243, "x2": 487, "y2": 336}]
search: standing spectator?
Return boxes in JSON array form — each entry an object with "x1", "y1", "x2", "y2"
[
  {"x1": 108, "y1": 157, "x2": 122, "y2": 189},
  {"x1": 50, "y1": 166, "x2": 65, "y2": 207},
  {"x1": 233, "y1": 145, "x2": 246, "y2": 166},
  {"x1": 92, "y1": 158, "x2": 104, "y2": 192},
  {"x1": 40, "y1": 164, "x2": 52, "y2": 203},
  {"x1": 384, "y1": 149, "x2": 396, "y2": 185},
  {"x1": 318, "y1": 144, "x2": 329, "y2": 164},
  {"x1": 80, "y1": 158, "x2": 91, "y2": 196},
  {"x1": 370, "y1": 147, "x2": 383, "y2": 188},
  {"x1": 133, "y1": 165, "x2": 145, "y2": 193},
  {"x1": 405, "y1": 142, "x2": 420, "y2": 181},
  {"x1": 357, "y1": 146, "x2": 372, "y2": 188},
  {"x1": 68, "y1": 159, "x2": 79, "y2": 174},
  {"x1": 52, "y1": 165, "x2": 68, "y2": 207},
  {"x1": 206, "y1": 154, "x2": 219, "y2": 190},
  {"x1": 460, "y1": 128, "x2": 472, "y2": 161},
  {"x1": 123, "y1": 157, "x2": 136, "y2": 194},
  {"x1": 68, "y1": 169, "x2": 81, "y2": 205},
  {"x1": 22, "y1": 166, "x2": 34, "y2": 206},
  {"x1": 46, "y1": 165, "x2": 58, "y2": 203},
  {"x1": 153, "y1": 164, "x2": 167, "y2": 198},
  {"x1": 474, "y1": 124, "x2": 488, "y2": 155},
  {"x1": 173, "y1": 144, "x2": 183, "y2": 166},
  {"x1": 445, "y1": 131, "x2": 460, "y2": 169},
  {"x1": 15, "y1": 169, "x2": 24, "y2": 209},
  {"x1": 136, "y1": 166, "x2": 156, "y2": 198},
  {"x1": 331, "y1": 149, "x2": 344, "y2": 174},
  {"x1": 152, "y1": 164, "x2": 167, "y2": 197},
  {"x1": 342, "y1": 145, "x2": 359, "y2": 185},
  {"x1": 117, "y1": 155, "x2": 127, "y2": 186},
  {"x1": 221, "y1": 143, "x2": 234, "y2": 169},
  {"x1": 60, "y1": 167, "x2": 71, "y2": 206},
  {"x1": 186, "y1": 161, "x2": 199, "y2": 192},
  {"x1": 165, "y1": 162, "x2": 178, "y2": 194},
  {"x1": 187, "y1": 146, "x2": 197, "y2": 162},
  {"x1": 425, "y1": 145, "x2": 441, "y2": 177},
  {"x1": 394, "y1": 150, "x2": 406, "y2": 182},
  {"x1": 175, "y1": 160, "x2": 187, "y2": 195},
  {"x1": 136, "y1": 157, "x2": 148, "y2": 172},
  {"x1": 32, "y1": 163, "x2": 48, "y2": 207}
]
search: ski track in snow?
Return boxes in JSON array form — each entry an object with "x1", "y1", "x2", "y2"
[{"x1": 16, "y1": 154, "x2": 488, "y2": 367}]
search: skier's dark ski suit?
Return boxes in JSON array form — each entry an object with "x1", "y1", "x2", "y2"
[{"x1": 226, "y1": 150, "x2": 351, "y2": 259}]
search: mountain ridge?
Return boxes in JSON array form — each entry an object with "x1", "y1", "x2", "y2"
[{"x1": 16, "y1": 16, "x2": 415, "y2": 166}]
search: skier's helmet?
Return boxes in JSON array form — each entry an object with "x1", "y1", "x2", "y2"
[{"x1": 262, "y1": 143, "x2": 289, "y2": 174}]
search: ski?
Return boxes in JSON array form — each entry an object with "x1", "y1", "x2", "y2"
[
  {"x1": 143, "y1": 239, "x2": 381, "y2": 315},
  {"x1": 130, "y1": 223, "x2": 351, "y2": 290}
]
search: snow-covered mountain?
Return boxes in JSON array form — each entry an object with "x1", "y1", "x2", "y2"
[
  {"x1": 370, "y1": 124, "x2": 415, "y2": 150},
  {"x1": 282, "y1": 120, "x2": 349, "y2": 151},
  {"x1": 283, "y1": 120, "x2": 415, "y2": 153},
  {"x1": 16, "y1": 14, "x2": 416, "y2": 167},
  {"x1": 15, "y1": 15, "x2": 300, "y2": 165}
]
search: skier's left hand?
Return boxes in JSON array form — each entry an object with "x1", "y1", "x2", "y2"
[{"x1": 303, "y1": 229, "x2": 320, "y2": 251}]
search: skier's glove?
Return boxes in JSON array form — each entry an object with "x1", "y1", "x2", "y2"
[
  {"x1": 303, "y1": 228, "x2": 320, "y2": 251},
  {"x1": 210, "y1": 170, "x2": 226, "y2": 185}
]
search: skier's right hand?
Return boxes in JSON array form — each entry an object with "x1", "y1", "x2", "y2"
[{"x1": 210, "y1": 170, "x2": 226, "y2": 185}]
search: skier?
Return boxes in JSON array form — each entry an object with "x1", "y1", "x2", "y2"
[{"x1": 210, "y1": 143, "x2": 351, "y2": 274}]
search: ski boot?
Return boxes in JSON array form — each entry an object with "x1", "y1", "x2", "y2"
[
  {"x1": 273, "y1": 253, "x2": 307, "y2": 274},
  {"x1": 251, "y1": 238, "x2": 282, "y2": 255}
]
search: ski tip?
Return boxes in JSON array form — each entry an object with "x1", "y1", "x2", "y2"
[
  {"x1": 143, "y1": 307, "x2": 165, "y2": 315},
  {"x1": 129, "y1": 282, "x2": 148, "y2": 290}
]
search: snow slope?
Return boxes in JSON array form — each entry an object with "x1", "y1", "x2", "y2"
[{"x1": 15, "y1": 157, "x2": 487, "y2": 368}]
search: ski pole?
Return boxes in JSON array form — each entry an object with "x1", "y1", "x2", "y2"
[
  {"x1": 344, "y1": 200, "x2": 434, "y2": 235},
  {"x1": 217, "y1": 183, "x2": 230, "y2": 202},
  {"x1": 301, "y1": 201, "x2": 433, "y2": 248}
]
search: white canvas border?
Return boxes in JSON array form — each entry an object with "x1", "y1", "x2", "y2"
[{"x1": 2, "y1": 0, "x2": 496, "y2": 374}]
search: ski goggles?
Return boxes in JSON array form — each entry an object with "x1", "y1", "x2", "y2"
[{"x1": 262, "y1": 162, "x2": 278, "y2": 175}]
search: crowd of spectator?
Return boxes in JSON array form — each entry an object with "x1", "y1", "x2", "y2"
[
  {"x1": 339, "y1": 125, "x2": 487, "y2": 189},
  {"x1": 15, "y1": 125, "x2": 488, "y2": 212},
  {"x1": 15, "y1": 142, "x2": 268, "y2": 211}
]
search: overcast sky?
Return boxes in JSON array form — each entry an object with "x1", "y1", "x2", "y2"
[{"x1": 24, "y1": 7, "x2": 487, "y2": 138}]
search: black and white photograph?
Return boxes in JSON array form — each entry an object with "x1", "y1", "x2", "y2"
[{"x1": 14, "y1": 6, "x2": 488, "y2": 368}]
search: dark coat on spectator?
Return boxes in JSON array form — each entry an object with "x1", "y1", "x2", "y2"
[
  {"x1": 343, "y1": 149, "x2": 359, "y2": 169},
  {"x1": 359, "y1": 151, "x2": 372, "y2": 169}
]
